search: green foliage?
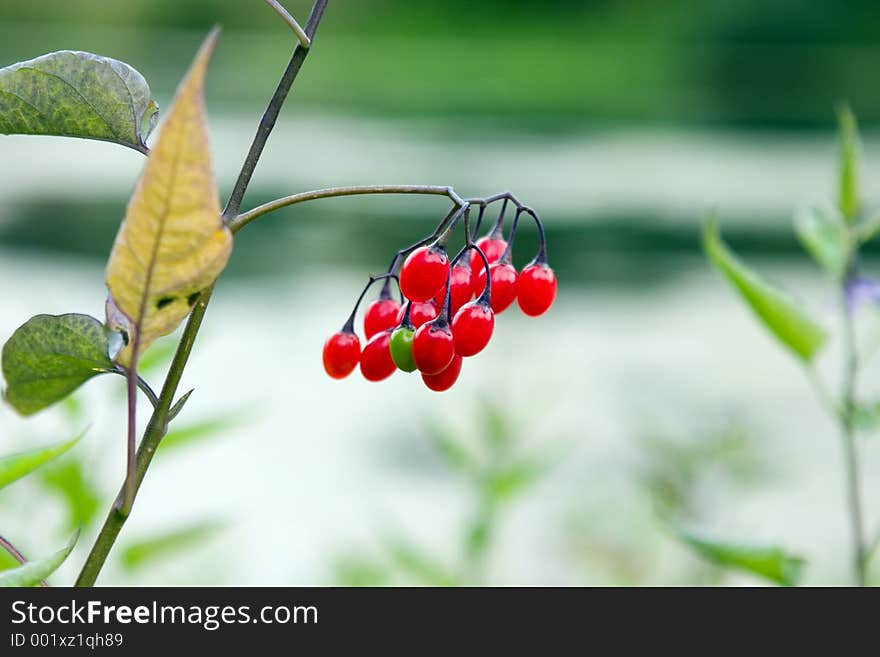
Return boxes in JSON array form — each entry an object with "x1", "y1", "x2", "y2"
[
  {"x1": 0, "y1": 435, "x2": 80, "y2": 490},
  {"x1": 383, "y1": 536, "x2": 460, "y2": 586},
  {"x1": 0, "y1": 531, "x2": 79, "y2": 587},
  {"x1": 703, "y1": 218, "x2": 827, "y2": 361},
  {"x1": 2, "y1": 314, "x2": 114, "y2": 415},
  {"x1": 158, "y1": 412, "x2": 244, "y2": 454},
  {"x1": 673, "y1": 526, "x2": 804, "y2": 586},
  {"x1": 39, "y1": 459, "x2": 102, "y2": 531},
  {"x1": 638, "y1": 425, "x2": 762, "y2": 517},
  {"x1": 331, "y1": 555, "x2": 394, "y2": 587},
  {"x1": 837, "y1": 104, "x2": 861, "y2": 223},
  {"x1": 0, "y1": 51, "x2": 156, "y2": 152},
  {"x1": 120, "y1": 521, "x2": 223, "y2": 571},
  {"x1": 0, "y1": 547, "x2": 19, "y2": 572},
  {"x1": 794, "y1": 205, "x2": 849, "y2": 280},
  {"x1": 487, "y1": 460, "x2": 547, "y2": 503}
]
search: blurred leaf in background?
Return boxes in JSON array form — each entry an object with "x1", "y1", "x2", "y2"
[
  {"x1": 703, "y1": 218, "x2": 827, "y2": 361},
  {"x1": 333, "y1": 397, "x2": 560, "y2": 586},
  {"x1": 0, "y1": 530, "x2": 79, "y2": 587},
  {"x1": 119, "y1": 520, "x2": 224, "y2": 572},
  {"x1": 0, "y1": 435, "x2": 81, "y2": 490},
  {"x1": 672, "y1": 526, "x2": 804, "y2": 586}
]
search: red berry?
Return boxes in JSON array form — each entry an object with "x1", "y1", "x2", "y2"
[
  {"x1": 412, "y1": 321, "x2": 455, "y2": 375},
  {"x1": 400, "y1": 245, "x2": 450, "y2": 302},
  {"x1": 364, "y1": 298, "x2": 401, "y2": 339},
  {"x1": 470, "y1": 236, "x2": 507, "y2": 294},
  {"x1": 433, "y1": 263, "x2": 473, "y2": 316},
  {"x1": 422, "y1": 355, "x2": 463, "y2": 392},
  {"x1": 396, "y1": 299, "x2": 438, "y2": 328},
  {"x1": 475, "y1": 261, "x2": 518, "y2": 313},
  {"x1": 322, "y1": 331, "x2": 361, "y2": 379},
  {"x1": 517, "y1": 263, "x2": 557, "y2": 316},
  {"x1": 451, "y1": 301, "x2": 495, "y2": 356},
  {"x1": 360, "y1": 330, "x2": 396, "y2": 382}
]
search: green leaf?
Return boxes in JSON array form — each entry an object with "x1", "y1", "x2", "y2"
[
  {"x1": 2, "y1": 314, "x2": 114, "y2": 415},
  {"x1": 331, "y1": 555, "x2": 393, "y2": 587},
  {"x1": 383, "y1": 536, "x2": 459, "y2": 586},
  {"x1": 0, "y1": 531, "x2": 79, "y2": 587},
  {"x1": 703, "y1": 218, "x2": 827, "y2": 361},
  {"x1": 794, "y1": 205, "x2": 850, "y2": 279},
  {"x1": 423, "y1": 420, "x2": 478, "y2": 475},
  {"x1": 0, "y1": 547, "x2": 19, "y2": 572},
  {"x1": 0, "y1": 435, "x2": 80, "y2": 490},
  {"x1": 158, "y1": 413, "x2": 244, "y2": 454},
  {"x1": 837, "y1": 104, "x2": 861, "y2": 223},
  {"x1": 120, "y1": 521, "x2": 223, "y2": 571},
  {"x1": 0, "y1": 50, "x2": 156, "y2": 152},
  {"x1": 674, "y1": 526, "x2": 804, "y2": 586},
  {"x1": 488, "y1": 460, "x2": 547, "y2": 502},
  {"x1": 39, "y1": 458, "x2": 102, "y2": 530}
]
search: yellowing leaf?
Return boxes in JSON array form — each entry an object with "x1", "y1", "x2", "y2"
[{"x1": 105, "y1": 28, "x2": 231, "y2": 366}]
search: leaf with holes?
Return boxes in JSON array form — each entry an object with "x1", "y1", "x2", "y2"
[
  {"x1": 0, "y1": 531, "x2": 79, "y2": 587},
  {"x1": 2, "y1": 314, "x2": 113, "y2": 415},
  {"x1": 0, "y1": 51, "x2": 157, "y2": 152},
  {"x1": 105, "y1": 29, "x2": 231, "y2": 367}
]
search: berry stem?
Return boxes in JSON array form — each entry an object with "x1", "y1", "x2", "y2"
[
  {"x1": 470, "y1": 204, "x2": 487, "y2": 242},
  {"x1": 435, "y1": 204, "x2": 469, "y2": 248},
  {"x1": 343, "y1": 273, "x2": 398, "y2": 333},
  {"x1": 501, "y1": 206, "x2": 548, "y2": 265},
  {"x1": 399, "y1": 300, "x2": 415, "y2": 329},
  {"x1": 489, "y1": 197, "x2": 508, "y2": 239},
  {"x1": 470, "y1": 244, "x2": 493, "y2": 305},
  {"x1": 385, "y1": 204, "x2": 462, "y2": 277}
]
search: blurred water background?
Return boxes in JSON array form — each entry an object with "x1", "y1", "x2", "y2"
[{"x1": 1, "y1": 0, "x2": 879, "y2": 585}]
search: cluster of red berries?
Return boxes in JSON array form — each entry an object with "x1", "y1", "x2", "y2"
[{"x1": 322, "y1": 197, "x2": 556, "y2": 391}]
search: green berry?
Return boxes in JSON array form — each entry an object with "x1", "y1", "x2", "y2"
[{"x1": 389, "y1": 326, "x2": 417, "y2": 372}]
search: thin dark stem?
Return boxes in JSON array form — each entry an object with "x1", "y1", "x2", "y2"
[
  {"x1": 75, "y1": 287, "x2": 215, "y2": 587},
  {"x1": 109, "y1": 367, "x2": 159, "y2": 409},
  {"x1": 342, "y1": 273, "x2": 398, "y2": 333},
  {"x1": 0, "y1": 534, "x2": 48, "y2": 586},
  {"x1": 222, "y1": 0, "x2": 328, "y2": 220},
  {"x1": 76, "y1": 0, "x2": 330, "y2": 587}
]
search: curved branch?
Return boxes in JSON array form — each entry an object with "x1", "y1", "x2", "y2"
[
  {"x1": 230, "y1": 185, "x2": 465, "y2": 234},
  {"x1": 110, "y1": 366, "x2": 159, "y2": 410}
]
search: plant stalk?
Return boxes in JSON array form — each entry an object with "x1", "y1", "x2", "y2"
[
  {"x1": 75, "y1": 0, "x2": 329, "y2": 587},
  {"x1": 222, "y1": 0, "x2": 328, "y2": 220},
  {"x1": 839, "y1": 280, "x2": 867, "y2": 586}
]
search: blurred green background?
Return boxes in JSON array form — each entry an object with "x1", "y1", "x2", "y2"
[{"x1": 0, "y1": 1, "x2": 879, "y2": 585}]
